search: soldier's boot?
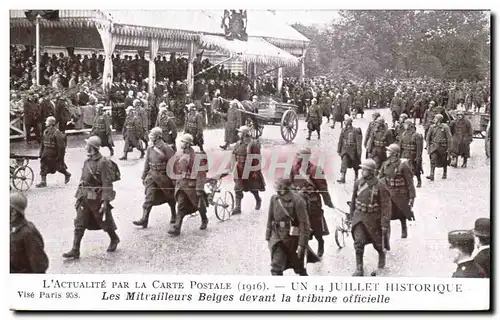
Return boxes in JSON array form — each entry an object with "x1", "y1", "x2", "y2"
[
  {"x1": 331, "y1": 122, "x2": 335, "y2": 129},
  {"x1": 361, "y1": 113, "x2": 364, "y2": 118},
  {"x1": 252, "y1": 191, "x2": 262, "y2": 210},
  {"x1": 232, "y1": 197, "x2": 242, "y2": 215},
  {"x1": 354, "y1": 169, "x2": 359, "y2": 181},
  {"x1": 378, "y1": 250, "x2": 386, "y2": 269},
  {"x1": 317, "y1": 238, "x2": 325, "y2": 258},
  {"x1": 317, "y1": 131, "x2": 321, "y2": 140},
  {"x1": 426, "y1": 166, "x2": 435, "y2": 181},
  {"x1": 133, "y1": 208, "x2": 151, "y2": 228},
  {"x1": 169, "y1": 206, "x2": 177, "y2": 224},
  {"x1": 416, "y1": 174, "x2": 422, "y2": 188},
  {"x1": 168, "y1": 214, "x2": 184, "y2": 236},
  {"x1": 119, "y1": 152, "x2": 128, "y2": 161},
  {"x1": 337, "y1": 172, "x2": 346, "y2": 184},
  {"x1": 199, "y1": 145, "x2": 205, "y2": 152},
  {"x1": 199, "y1": 209, "x2": 209, "y2": 230},
  {"x1": 219, "y1": 142, "x2": 229, "y2": 150},
  {"x1": 271, "y1": 271, "x2": 283, "y2": 276},
  {"x1": 140, "y1": 149, "x2": 145, "y2": 159},
  {"x1": 63, "y1": 171, "x2": 71, "y2": 184},
  {"x1": 108, "y1": 146, "x2": 114, "y2": 157},
  {"x1": 62, "y1": 229, "x2": 85, "y2": 259},
  {"x1": 401, "y1": 219, "x2": 408, "y2": 239},
  {"x1": 352, "y1": 251, "x2": 364, "y2": 276},
  {"x1": 306, "y1": 131, "x2": 311, "y2": 140},
  {"x1": 106, "y1": 230, "x2": 120, "y2": 252},
  {"x1": 461, "y1": 157, "x2": 468, "y2": 168},
  {"x1": 450, "y1": 156, "x2": 458, "y2": 168},
  {"x1": 36, "y1": 175, "x2": 47, "y2": 188},
  {"x1": 442, "y1": 166, "x2": 448, "y2": 179}
]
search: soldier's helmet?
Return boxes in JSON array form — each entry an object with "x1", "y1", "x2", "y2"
[
  {"x1": 46, "y1": 116, "x2": 56, "y2": 126},
  {"x1": 456, "y1": 110, "x2": 464, "y2": 116},
  {"x1": 133, "y1": 99, "x2": 141, "y2": 106},
  {"x1": 386, "y1": 143, "x2": 401, "y2": 154},
  {"x1": 400, "y1": 113, "x2": 408, "y2": 120},
  {"x1": 237, "y1": 125, "x2": 251, "y2": 136},
  {"x1": 434, "y1": 114, "x2": 444, "y2": 122},
  {"x1": 361, "y1": 159, "x2": 377, "y2": 172},
  {"x1": 344, "y1": 116, "x2": 353, "y2": 124},
  {"x1": 404, "y1": 119, "x2": 414, "y2": 126},
  {"x1": 296, "y1": 147, "x2": 312, "y2": 156},
  {"x1": 274, "y1": 178, "x2": 292, "y2": 191},
  {"x1": 150, "y1": 127, "x2": 163, "y2": 137},
  {"x1": 187, "y1": 103, "x2": 196, "y2": 110},
  {"x1": 429, "y1": 100, "x2": 436, "y2": 106},
  {"x1": 85, "y1": 136, "x2": 102, "y2": 149},
  {"x1": 373, "y1": 111, "x2": 381, "y2": 118},
  {"x1": 10, "y1": 192, "x2": 28, "y2": 215},
  {"x1": 159, "y1": 102, "x2": 167, "y2": 109},
  {"x1": 180, "y1": 133, "x2": 194, "y2": 145},
  {"x1": 96, "y1": 103, "x2": 104, "y2": 110},
  {"x1": 126, "y1": 106, "x2": 134, "y2": 113}
]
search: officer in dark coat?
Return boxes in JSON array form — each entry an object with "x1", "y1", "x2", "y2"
[
  {"x1": 10, "y1": 192, "x2": 49, "y2": 273},
  {"x1": 337, "y1": 117, "x2": 362, "y2": 183},
  {"x1": 291, "y1": 148, "x2": 334, "y2": 257},
  {"x1": 472, "y1": 218, "x2": 490, "y2": 278},
  {"x1": 133, "y1": 127, "x2": 177, "y2": 228},
  {"x1": 449, "y1": 110, "x2": 473, "y2": 168},
  {"x1": 266, "y1": 178, "x2": 310, "y2": 276},
  {"x1": 448, "y1": 230, "x2": 487, "y2": 278},
  {"x1": 184, "y1": 103, "x2": 205, "y2": 152},
  {"x1": 231, "y1": 126, "x2": 266, "y2": 215},
  {"x1": 426, "y1": 114, "x2": 452, "y2": 181},
  {"x1": 220, "y1": 100, "x2": 242, "y2": 150},
  {"x1": 35, "y1": 116, "x2": 71, "y2": 188},
  {"x1": 119, "y1": 106, "x2": 145, "y2": 160},
  {"x1": 399, "y1": 119, "x2": 424, "y2": 187},
  {"x1": 379, "y1": 144, "x2": 416, "y2": 242},
  {"x1": 155, "y1": 102, "x2": 178, "y2": 152},
  {"x1": 168, "y1": 134, "x2": 209, "y2": 236},
  {"x1": 306, "y1": 98, "x2": 322, "y2": 140},
  {"x1": 54, "y1": 93, "x2": 71, "y2": 133},
  {"x1": 90, "y1": 104, "x2": 114, "y2": 156},
  {"x1": 23, "y1": 94, "x2": 41, "y2": 143},
  {"x1": 63, "y1": 136, "x2": 120, "y2": 259},
  {"x1": 349, "y1": 159, "x2": 392, "y2": 276}
]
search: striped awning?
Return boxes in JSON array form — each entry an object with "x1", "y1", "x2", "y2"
[
  {"x1": 9, "y1": 10, "x2": 110, "y2": 29},
  {"x1": 200, "y1": 35, "x2": 300, "y2": 67}
]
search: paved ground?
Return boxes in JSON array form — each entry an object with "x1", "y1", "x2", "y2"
[{"x1": 10, "y1": 108, "x2": 490, "y2": 276}]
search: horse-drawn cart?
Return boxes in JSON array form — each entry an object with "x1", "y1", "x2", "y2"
[
  {"x1": 449, "y1": 111, "x2": 490, "y2": 139},
  {"x1": 10, "y1": 153, "x2": 38, "y2": 191},
  {"x1": 237, "y1": 99, "x2": 300, "y2": 143}
]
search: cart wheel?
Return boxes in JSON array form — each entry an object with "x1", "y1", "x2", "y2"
[
  {"x1": 280, "y1": 109, "x2": 299, "y2": 142},
  {"x1": 214, "y1": 190, "x2": 235, "y2": 221},
  {"x1": 335, "y1": 227, "x2": 346, "y2": 249},
  {"x1": 12, "y1": 166, "x2": 34, "y2": 191},
  {"x1": 246, "y1": 118, "x2": 264, "y2": 139}
]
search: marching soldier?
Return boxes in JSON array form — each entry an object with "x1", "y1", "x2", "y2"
[
  {"x1": 291, "y1": 148, "x2": 334, "y2": 257},
  {"x1": 390, "y1": 91, "x2": 403, "y2": 127},
  {"x1": 364, "y1": 111, "x2": 381, "y2": 158},
  {"x1": 337, "y1": 117, "x2": 362, "y2": 183},
  {"x1": 133, "y1": 127, "x2": 177, "y2": 228},
  {"x1": 231, "y1": 125, "x2": 266, "y2": 215},
  {"x1": 394, "y1": 113, "x2": 408, "y2": 141},
  {"x1": 423, "y1": 101, "x2": 444, "y2": 139},
  {"x1": 399, "y1": 119, "x2": 424, "y2": 187},
  {"x1": 349, "y1": 159, "x2": 392, "y2": 276},
  {"x1": 220, "y1": 100, "x2": 242, "y2": 150},
  {"x1": 449, "y1": 110, "x2": 473, "y2": 168},
  {"x1": 306, "y1": 98, "x2": 322, "y2": 140},
  {"x1": 133, "y1": 99, "x2": 149, "y2": 148},
  {"x1": 90, "y1": 104, "x2": 114, "y2": 156},
  {"x1": 352, "y1": 90, "x2": 365, "y2": 119},
  {"x1": 167, "y1": 134, "x2": 209, "y2": 236},
  {"x1": 426, "y1": 114, "x2": 452, "y2": 181},
  {"x1": 36, "y1": 116, "x2": 71, "y2": 188},
  {"x1": 155, "y1": 102, "x2": 178, "y2": 152},
  {"x1": 63, "y1": 136, "x2": 120, "y2": 259},
  {"x1": 367, "y1": 118, "x2": 392, "y2": 170},
  {"x1": 184, "y1": 103, "x2": 205, "y2": 152},
  {"x1": 10, "y1": 192, "x2": 49, "y2": 273},
  {"x1": 266, "y1": 178, "x2": 310, "y2": 276},
  {"x1": 119, "y1": 106, "x2": 145, "y2": 160},
  {"x1": 379, "y1": 143, "x2": 416, "y2": 240},
  {"x1": 472, "y1": 218, "x2": 490, "y2": 278},
  {"x1": 448, "y1": 230, "x2": 487, "y2": 278}
]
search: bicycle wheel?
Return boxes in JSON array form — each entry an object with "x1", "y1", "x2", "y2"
[
  {"x1": 214, "y1": 190, "x2": 234, "y2": 221},
  {"x1": 335, "y1": 227, "x2": 346, "y2": 249},
  {"x1": 12, "y1": 166, "x2": 34, "y2": 191}
]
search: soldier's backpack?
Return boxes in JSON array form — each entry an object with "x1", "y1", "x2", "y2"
[{"x1": 106, "y1": 158, "x2": 121, "y2": 182}]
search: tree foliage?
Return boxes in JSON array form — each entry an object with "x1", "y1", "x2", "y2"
[{"x1": 291, "y1": 10, "x2": 490, "y2": 80}]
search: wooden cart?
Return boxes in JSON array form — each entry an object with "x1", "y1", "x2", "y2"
[{"x1": 448, "y1": 111, "x2": 490, "y2": 139}]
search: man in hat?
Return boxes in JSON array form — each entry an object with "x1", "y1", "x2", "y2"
[
  {"x1": 472, "y1": 218, "x2": 490, "y2": 278},
  {"x1": 426, "y1": 114, "x2": 452, "y2": 181},
  {"x1": 36, "y1": 116, "x2": 71, "y2": 188},
  {"x1": 230, "y1": 125, "x2": 266, "y2": 215},
  {"x1": 266, "y1": 178, "x2": 310, "y2": 276},
  {"x1": 63, "y1": 136, "x2": 120, "y2": 259},
  {"x1": 379, "y1": 143, "x2": 416, "y2": 240},
  {"x1": 119, "y1": 106, "x2": 145, "y2": 160},
  {"x1": 305, "y1": 98, "x2": 322, "y2": 140},
  {"x1": 168, "y1": 133, "x2": 209, "y2": 236},
  {"x1": 449, "y1": 110, "x2": 473, "y2": 168},
  {"x1": 291, "y1": 148, "x2": 334, "y2": 257},
  {"x1": 448, "y1": 230, "x2": 487, "y2": 278},
  {"x1": 184, "y1": 103, "x2": 205, "y2": 152},
  {"x1": 155, "y1": 102, "x2": 178, "y2": 152},
  {"x1": 133, "y1": 127, "x2": 177, "y2": 228},
  {"x1": 337, "y1": 116, "x2": 362, "y2": 183},
  {"x1": 399, "y1": 119, "x2": 424, "y2": 188},
  {"x1": 10, "y1": 192, "x2": 49, "y2": 273},
  {"x1": 349, "y1": 159, "x2": 392, "y2": 276},
  {"x1": 90, "y1": 104, "x2": 114, "y2": 156},
  {"x1": 220, "y1": 100, "x2": 242, "y2": 150}
]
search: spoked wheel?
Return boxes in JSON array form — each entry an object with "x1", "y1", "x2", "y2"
[
  {"x1": 335, "y1": 226, "x2": 347, "y2": 249},
  {"x1": 12, "y1": 166, "x2": 34, "y2": 191},
  {"x1": 246, "y1": 118, "x2": 264, "y2": 139},
  {"x1": 280, "y1": 109, "x2": 299, "y2": 142},
  {"x1": 214, "y1": 190, "x2": 235, "y2": 221}
]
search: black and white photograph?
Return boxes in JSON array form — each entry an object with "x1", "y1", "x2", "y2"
[{"x1": 6, "y1": 3, "x2": 492, "y2": 311}]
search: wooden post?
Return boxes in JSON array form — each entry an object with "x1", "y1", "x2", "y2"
[
  {"x1": 300, "y1": 48, "x2": 306, "y2": 81},
  {"x1": 277, "y1": 67, "x2": 283, "y2": 94},
  {"x1": 35, "y1": 14, "x2": 41, "y2": 86},
  {"x1": 187, "y1": 40, "x2": 198, "y2": 96},
  {"x1": 252, "y1": 63, "x2": 257, "y2": 93}
]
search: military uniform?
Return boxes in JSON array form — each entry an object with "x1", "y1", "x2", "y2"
[
  {"x1": 37, "y1": 124, "x2": 71, "y2": 187},
  {"x1": 10, "y1": 218, "x2": 49, "y2": 273},
  {"x1": 367, "y1": 126, "x2": 391, "y2": 169},
  {"x1": 399, "y1": 127, "x2": 424, "y2": 187},
  {"x1": 184, "y1": 111, "x2": 205, "y2": 151},
  {"x1": 423, "y1": 106, "x2": 444, "y2": 138},
  {"x1": 91, "y1": 112, "x2": 114, "y2": 154},
  {"x1": 266, "y1": 191, "x2": 310, "y2": 276},
  {"x1": 390, "y1": 96, "x2": 403, "y2": 125},
  {"x1": 223, "y1": 106, "x2": 242, "y2": 147},
  {"x1": 364, "y1": 119, "x2": 377, "y2": 155},
  {"x1": 353, "y1": 94, "x2": 365, "y2": 118},
  {"x1": 155, "y1": 110, "x2": 178, "y2": 151},
  {"x1": 337, "y1": 124, "x2": 363, "y2": 182},
  {"x1": 426, "y1": 122, "x2": 452, "y2": 180},
  {"x1": 121, "y1": 113, "x2": 145, "y2": 159},
  {"x1": 452, "y1": 259, "x2": 487, "y2": 278},
  {"x1": 450, "y1": 117, "x2": 473, "y2": 167},
  {"x1": 306, "y1": 103, "x2": 322, "y2": 140}
]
